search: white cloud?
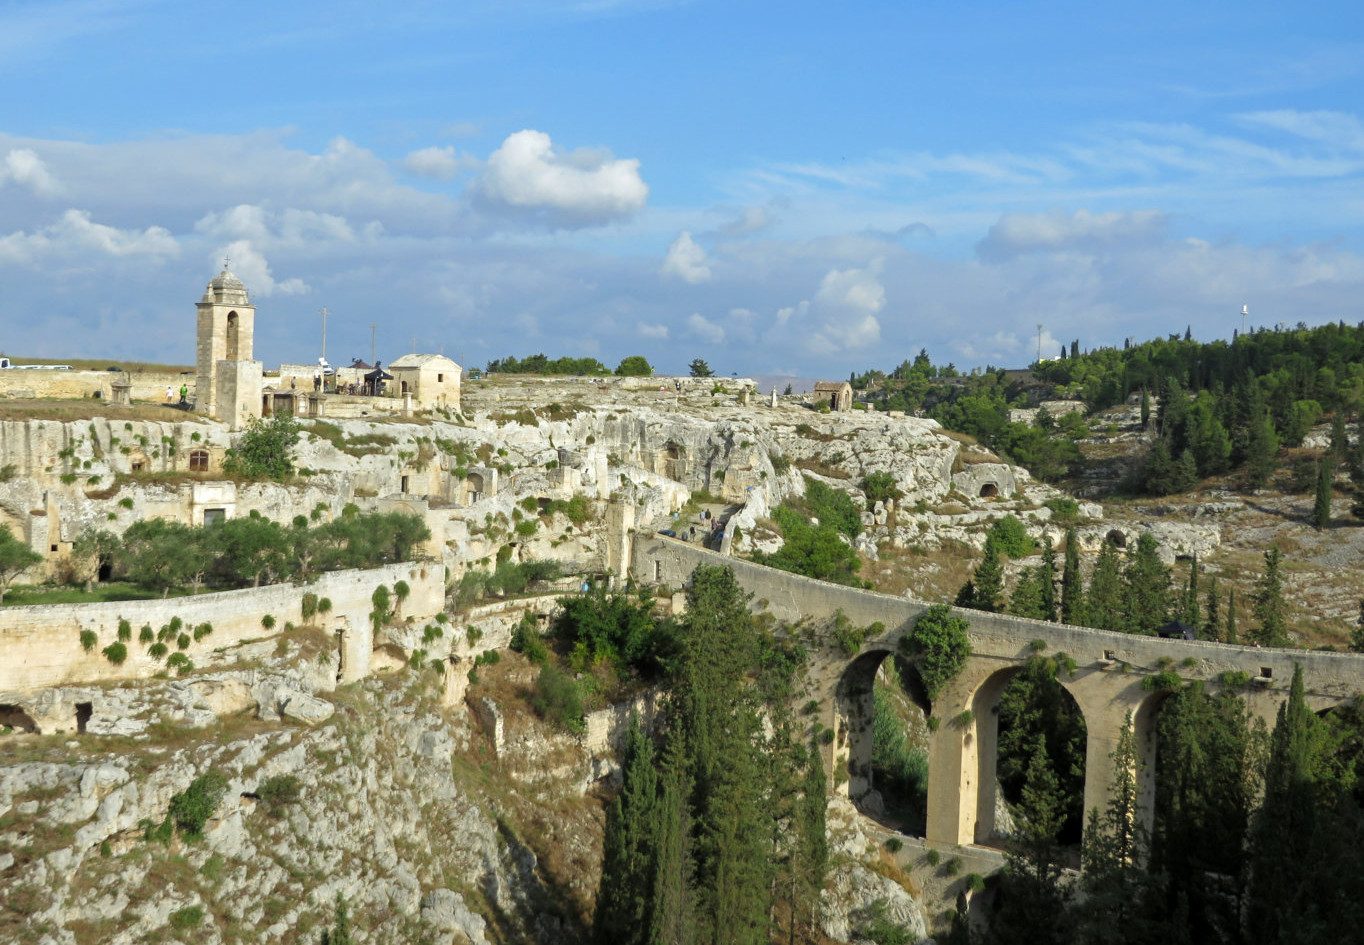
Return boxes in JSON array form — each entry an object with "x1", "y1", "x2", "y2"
[
  {"x1": 0, "y1": 148, "x2": 59, "y2": 195},
  {"x1": 637, "y1": 321, "x2": 669, "y2": 339},
  {"x1": 762, "y1": 261, "x2": 885, "y2": 354},
  {"x1": 1236, "y1": 110, "x2": 1364, "y2": 152},
  {"x1": 660, "y1": 231, "x2": 711, "y2": 283},
  {"x1": 719, "y1": 206, "x2": 771, "y2": 237},
  {"x1": 213, "y1": 240, "x2": 309, "y2": 297},
  {"x1": 403, "y1": 145, "x2": 476, "y2": 180},
  {"x1": 468, "y1": 129, "x2": 648, "y2": 227},
  {"x1": 194, "y1": 205, "x2": 358, "y2": 249},
  {"x1": 977, "y1": 209, "x2": 1168, "y2": 261},
  {"x1": 686, "y1": 313, "x2": 724, "y2": 344},
  {"x1": 0, "y1": 209, "x2": 177, "y2": 263}
]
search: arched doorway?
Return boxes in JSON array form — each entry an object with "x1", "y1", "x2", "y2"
[
  {"x1": 979, "y1": 483, "x2": 999, "y2": 498},
  {"x1": 0, "y1": 704, "x2": 37, "y2": 733},
  {"x1": 1106, "y1": 529, "x2": 1127, "y2": 549}
]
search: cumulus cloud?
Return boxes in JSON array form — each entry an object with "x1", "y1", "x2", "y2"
[
  {"x1": 468, "y1": 129, "x2": 648, "y2": 227},
  {"x1": 686, "y1": 313, "x2": 724, "y2": 344},
  {"x1": 0, "y1": 148, "x2": 59, "y2": 195},
  {"x1": 637, "y1": 321, "x2": 669, "y2": 339},
  {"x1": 977, "y1": 208, "x2": 1168, "y2": 261},
  {"x1": 0, "y1": 209, "x2": 177, "y2": 263},
  {"x1": 213, "y1": 240, "x2": 308, "y2": 297},
  {"x1": 764, "y1": 261, "x2": 885, "y2": 353},
  {"x1": 194, "y1": 205, "x2": 358, "y2": 249},
  {"x1": 719, "y1": 206, "x2": 772, "y2": 237},
  {"x1": 403, "y1": 145, "x2": 476, "y2": 179},
  {"x1": 660, "y1": 231, "x2": 711, "y2": 283}
]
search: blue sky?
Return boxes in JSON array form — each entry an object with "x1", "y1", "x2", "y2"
[{"x1": 2, "y1": 0, "x2": 1362, "y2": 377}]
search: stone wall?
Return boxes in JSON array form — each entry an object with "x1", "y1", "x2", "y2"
[
  {"x1": 0, "y1": 562, "x2": 445, "y2": 692},
  {"x1": 0, "y1": 370, "x2": 197, "y2": 404}
]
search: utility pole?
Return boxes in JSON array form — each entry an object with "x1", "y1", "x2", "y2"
[
  {"x1": 370, "y1": 324, "x2": 376, "y2": 366},
  {"x1": 320, "y1": 307, "x2": 329, "y2": 363},
  {"x1": 1036, "y1": 323, "x2": 1044, "y2": 363}
]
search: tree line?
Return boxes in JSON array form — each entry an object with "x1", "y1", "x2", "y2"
[
  {"x1": 485, "y1": 353, "x2": 655, "y2": 377},
  {"x1": 958, "y1": 520, "x2": 1314, "y2": 648},
  {"x1": 73, "y1": 509, "x2": 431, "y2": 597}
]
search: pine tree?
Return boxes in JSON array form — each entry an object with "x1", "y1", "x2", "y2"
[
  {"x1": 970, "y1": 542, "x2": 1004, "y2": 613},
  {"x1": 1123, "y1": 532, "x2": 1171, "y2": 635},
  {"x1": 1009, "y1": 567, "x2": 1047, "y2": 620},
  {"x1": 1060, "y1": 527, "x2": 1085, "y2": 626},
  {"x1": 319, "y1": 894, "x2": 353, "y2": 945},
  {"x1": 1329, "y1": 411, "x2": 1348, "y2": 464},
  {"x1": 1086, "y1": 538, "x2": 1124, "y2": 632},
  {"x1": 1250, "y1": 547, "x2": 1288, "y2": 647},
  {"x1": 1140, "y1": 387, "x2": 1151, "y2": 430},
  {"x1": 1243, "y1": 411, "x2": 1279, "y2": 491},
  {"x1": 1314, "y1": 454, "x2": 1334, "y2": 531}
]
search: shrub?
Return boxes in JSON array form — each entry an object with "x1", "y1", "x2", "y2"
[
  {"x1": 901, "y1": 605, "x2": 971, "y2": 699},
  {"x1": 862, "y1": 470, "x2": 904, "y2": 504},
  {"x1": 169, "y1": 771, "x2": 228, "y2": 838},
  {"x1": 168, "y1": 906, "x2": 204, "y2": 931},
  {"x1": 79, "y1": 629, "x2": 98, "y2": 652},
  {"x1": 177, "y1": 633, "x2": 191, "y2": 650},
  {"x1": 139, "y1": 624, "x2": 154, "y2": 643},
  {"x1": 117, "y1": 618, "x2": 132, "y2": 642},
  {"x1": 924, "y1": 849, "x2": 941, "y2": 866},
  {"x1": 261, "y1": 614, "x2": 276, "y2": 630},
  {"x1": 301, "y1": 592, "x2": 318, "y2": 620},
  {"x1": 1141, "y1": 670, "x2": 1183, "y2": 692},
  {"x1": 986, "y1": 515, "x2": 1034, "y2": 557},
  {"x1": 393, "y1": 579, "x2": 410, "y2": 601},
  {"x1": 193, "y1": 622, "x2": 213, "y2": 641},
  {"x1": 885, "y1": 837, "x2": 903, "y2": 853},
  {"x1": 257, "y1": 774, "x2": 302, "y2": 816},
  {"x1": 532, "y1": 662, "x2": 584, "y2": 732},
  {"x1": 102, "y1": 641, "x2": 128, "y2": 665},
  {"x1": 318, "y1": 597, "x2": 332, "y2": 614}
]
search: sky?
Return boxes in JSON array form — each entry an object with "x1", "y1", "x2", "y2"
[{"x1": 2, "y1": 0, "x2": 1363, "y2": 378}]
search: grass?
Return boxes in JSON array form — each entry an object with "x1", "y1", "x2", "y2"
[
  {"x1": 0, "y1": 400, "x2": 206, "y2": 423},
  {"x1": 2, "y1": 582, "x2": 177, "y2": 606},
  {"x1": 3, "y1": 356, "x2": 192, "y2": 373}
]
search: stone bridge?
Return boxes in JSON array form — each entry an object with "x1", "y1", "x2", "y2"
[{"x1": 632, "y1": 536, "x2": 1364, "y2": 849}]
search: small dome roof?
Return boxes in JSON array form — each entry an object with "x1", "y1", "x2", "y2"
[{"x1": 201, "y1": 267, "x2": 250, "y2": 305}]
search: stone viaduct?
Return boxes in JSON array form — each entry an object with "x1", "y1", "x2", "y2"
[{"x1": 632, "y1": 536, "x2": 1364, "y2": 850}]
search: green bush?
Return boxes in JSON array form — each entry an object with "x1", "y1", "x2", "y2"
[
  {"x1": 532, "y1": 662, "x2": 584, "y2": 733},
  {"x1": 257, "y1": 774, "x2": 302, "y2": 817},
  {"x1": 139, "y1": 624, "x2": 153, "y2": 643},
  {"x1": 102, "y1": 641, "x2": 128, "y2": 665},
  {"x1": 169, "y1": 771, "x2": 228, "y2": 838},
  {"x1": 986, "y1": 515, "x2": 1034, "y2": 557},
  {"x1": 301, "y1": 592, "x2": 318, "y2": 620},
  {"x1": 79, "y1": 629, "x2": 98, "y2": 652},
  {"x1": 885, "y1": 837, "x2": 903, "y2": 853},
  {"x1": 168, "y1": 905, "x2": 204, "y2": 931},
  {"x1": 901, "y1": 604, "x2": 972, "y2": 699},
  {"x1": 1142, "y1": 670, "x2": 1183, "y2": 692},
  {"x1": 117, "y1": 618, "x2": 132, "y2": 642}
]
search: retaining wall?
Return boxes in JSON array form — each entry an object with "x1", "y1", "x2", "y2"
[{"x1": 0, "y1": 562, "x2": 445, "y2": 692}]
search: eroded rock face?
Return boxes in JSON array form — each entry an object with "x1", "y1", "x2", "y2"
[{"x1": 821, "y1": 862, "x2": 929, "y2": 944}]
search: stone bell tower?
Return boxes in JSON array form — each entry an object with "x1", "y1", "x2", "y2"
[{"x1": 195, "y1": 265, "x2": 263, "y2": 430}]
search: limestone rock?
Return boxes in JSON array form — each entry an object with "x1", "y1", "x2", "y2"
[{"x1": 821, "y1": 862, "x2": 928, "y2": 944}]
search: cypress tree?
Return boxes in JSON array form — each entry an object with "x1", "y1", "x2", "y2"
[
  {"x1": 1353, "y1": 600, "x2": 1364, "y2": 653},
  {"x1": 1225, "y1": 588, "x2": 1237, "y2": 645},
  {"x1": 1039, "y1": 534, "x2": 1057, "y2": 622},
  {"x1": 648, "y1": 736, "x2": 695, "y2": 945},
  {"x1": 1086, "y1": 539, "x2": 1124, "y2": 632},
  {"x1": 1246, "y1": 665, "x2": 1320, "y2": 943},
  {"x1": 1250, "y1": 547, "x2": 1288, "y2": 647},
  {"x1": 1060, "y1": 527, "x2": 1085, "y2": 626},
  {"x1": 970, "y1": 542, "x2": 1004, "y2": 613},
  {"x1": 1076, "y1": 713, "x2": 1156, "y2": 945},
  {"x1": 1329, "y1": 411, "x2": 1348, "y2": 464},
  {"x1": 596, "y1": 715, "x2": 660, "y2": 945},
  {"x1": 1140, "y1": 387, "x2": 1151, "y2": 430},
  {"x1": 1202, "y1": 574, "x2": 1219, "y2": 641},
  {"x1": 1314, "y1": 454, "x2": 1334, "y2": 531},
  {"x1": 1181, "y1": 556, "x2": 1199, "y2": 629}
]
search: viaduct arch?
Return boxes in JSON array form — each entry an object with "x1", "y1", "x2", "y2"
[{"x1": 633, "y1": 536, "x2": 1364, "y2": 849}]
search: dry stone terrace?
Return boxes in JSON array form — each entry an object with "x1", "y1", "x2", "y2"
[{"x1": 633, "y1": 535, "x2": 1364, "y2": 852}]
